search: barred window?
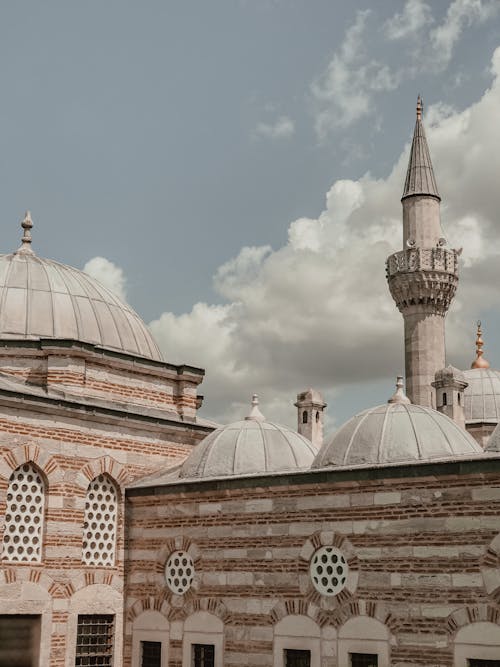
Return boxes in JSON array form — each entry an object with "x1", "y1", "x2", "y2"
[
  {"x1": 2, "y1": 463, "x2": 45, "y2": 562},
  {"x1": 350, "y1": 654, "x2": 378, "y2": 667},
  {"x1": 141, "y1": 641, "x2": 161, "y2": 667},
  {"x1": 82, "y1": 475, "x2": 118, "y2": 567},
  {"x1": 192, "y1": 644, "x2": 214, "y2": 667},
  {"x1": 285, "y1": 649, "x2": 311, "y2": 667},
  {"x1": 76, "y1": 614, "x2": 114, "y2": 666}
]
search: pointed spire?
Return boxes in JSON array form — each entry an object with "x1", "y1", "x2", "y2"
[
  {"x1": 471, "y1": 321, "x2": 490, "y2": 369},
  {"x1": 402, "y1": 96, "x2": 440, "y2": 201},
  {"x1": 388, "y1": 376, "x2": 411, "y2": 404},
  {"x1": 245, "y1": 394, "x2": 266, "y2": 422},
  {"x1": 15, "y1": 211, "x2": 35, "y2": 255}
]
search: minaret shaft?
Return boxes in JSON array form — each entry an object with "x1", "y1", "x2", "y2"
[
  {"x1": 386, "y1": 97, "x2": 459, "y2": 408},
  {"x1": 403, "y1": 196, "x2": 442, "y2": 248},
  {"x1": 404, "y1": 310, "x2": 445, "y2": 408}
]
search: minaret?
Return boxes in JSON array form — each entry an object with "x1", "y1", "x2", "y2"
[{"x1": 386, "y1": 97, "x2": 459, "y2": 407}]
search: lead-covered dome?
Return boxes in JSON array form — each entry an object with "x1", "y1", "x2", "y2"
[
  {"x1": 313, "y1": 378, "x2": 481, "y2": 468},
  {"x1": 0, "y1": 213, "x2": 163, "y2": 361},
  {"x1": 463, "y1": 368, "x2": 500, "y2": 424},
  {"x1": 179, "y1": 395, "x2": 316, "y2": 479}
]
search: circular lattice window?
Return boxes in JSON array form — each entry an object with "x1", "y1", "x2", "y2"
[
  {"x1": 310, "y1": 546, "x2": 348, "y2": 596},
  {"x1": 165, "y1": 550, "x2": 195, "y2": 595},
  {"x1": 82, "y1": 475, "x2": 118, "y2": 567},
  {"x1": 2, "y1": 463, "x2": 45, "y2": 562}
]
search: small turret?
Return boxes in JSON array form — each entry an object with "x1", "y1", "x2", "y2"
[
  {"x1": 294, "y1": 388, "x2": 326, "y2": 449},
  {"x1": 433, "y1": 366, "x2": 468, "y2": 430}
]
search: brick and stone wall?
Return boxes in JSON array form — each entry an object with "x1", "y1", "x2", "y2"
[{"x1": 125, "y1": 458, "x2": 500, "y2": 667}]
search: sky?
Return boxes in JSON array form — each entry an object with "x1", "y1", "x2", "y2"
[{"x1": 2, "y1": 0, "x2": 500, "y2": 431}]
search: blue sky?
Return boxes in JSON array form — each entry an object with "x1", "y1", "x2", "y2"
[{"x1": 2, "y1": 1, "x2": 500, "y2": 429}]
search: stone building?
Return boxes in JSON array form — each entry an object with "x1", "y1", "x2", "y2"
[{"x1": 2, "y1": 97, "x2": 500, "y2": 667}]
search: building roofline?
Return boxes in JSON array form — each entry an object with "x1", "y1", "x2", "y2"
[{"x1": 126, "y1": 454, "x2": 500, "y2": 497}]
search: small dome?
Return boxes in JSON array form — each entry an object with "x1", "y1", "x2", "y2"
[
  {"x1": 463, "y1": 368, "x2": 500, "y2": 424},
  {"x1": 179, "y1": 395, "x2": 316, "y2": 479},
  {"x1": 0, "y1": 217, "x2": 162, "y2": 360},
  {"x1": 313, "y1": 389, "x2": 481, "y2": 469}
]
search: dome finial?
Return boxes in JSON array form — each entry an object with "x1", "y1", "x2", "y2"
[
  {"x1": 16, "y1": 211, "x2": 34, "y2": 255},
  {"x1": 416, "y1": 94, "x2": 423, "y2": 121},
  {"x1": 388, "y1": 376, "x2": 411, "y2": 404},
  {"x1": 245, "y1": 393, "x2": 266, "y2": 422},
  {"x1": 471, "y1": 320, "x2": 490, "y2": 369}
]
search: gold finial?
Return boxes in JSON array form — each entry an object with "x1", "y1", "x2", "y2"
[
  {"x1": 471, "y1": 320, "x2": 490, "y2": 369},
  {"x1": 416, "y1": 95, "x2": 423, "y2": 121},
  {"x1": 16, "y1": 211, "x2": 34, "y2": 254}
]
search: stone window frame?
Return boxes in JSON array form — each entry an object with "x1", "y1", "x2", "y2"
[
  {"x1": 273, "y1": 615, "x2": 322, "y2": 667},
  {"x1": 159, "y1": 539, "x2": 201, "y2": 604},
  {"x1": 337, "y1": 617, "x2": 390, "y2": 667},
  {"x1": 131, "y1": 610, "x2": 169, "y2": 667},
  {"x1": 454, "y1": 622, "x2": 500, "y2": 667},
  {"x1": 82, "y1": 473, "x2": 119, "y2": 567},
  {"x1": 182, "y1": 611, "x2": 224, "y2": 667}
]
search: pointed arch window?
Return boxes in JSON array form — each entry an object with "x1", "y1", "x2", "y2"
[
  {"x1": 2, "y1": 462, "x2": 45, "y2": 562},
  {"x1": 82, "y1": 475, "x2": 118, "y2": 567}
]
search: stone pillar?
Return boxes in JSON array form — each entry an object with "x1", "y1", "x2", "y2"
[{"x1": 294, "y1": 389, "x2": 326, "y2": 449}]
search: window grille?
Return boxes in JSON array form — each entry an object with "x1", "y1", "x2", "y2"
[
  {"x1": 75, "y1": 614, "x2": 114, "y2": 666},
  {"x1": 82, "y1": 475, "x2": 118, "y2": 566},
  {"x1": 2, "y1": 463, "x2": 45, "y2": 562},
  {"x1": 141, "y1": 641, "x2": 161, "y2": 667},
  {"x1": 192, "y1": 643, "x2": 214, "y2": 667},
  {"x1": 285, "y1": 648, "x2": 311, "y2": 667},
  {"x1": 350, "y1": 654, "x2": 378, "y2": 667}
]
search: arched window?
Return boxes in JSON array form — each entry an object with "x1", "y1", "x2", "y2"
[
  {"x1": 2, "y1": 462, "x2": 45, "y2": 562},
  {"x1": 182, "y1": 612, "x2": 223, "y2": 667},
  {"x1": 302, "y1": 411, "x2": 308, "y2": 424},
  {"x1": 82, "y1": 475, "x2": 118, "y2": 567},
  {"x1": 458, "y1": 392, "x2": 461, "y2": 405},
  {"x1": 273, "y1": 615, "x2": 322, "y2": 667},
  {"x1": 443, "y1": 392, "x2": 447, "y2": 406},
  {"x1": 338, "y1": 617, "x2": 390, "y2": 667},
  {"x1": 315, "y1": 411, "x2": 320, "y2": 423}
]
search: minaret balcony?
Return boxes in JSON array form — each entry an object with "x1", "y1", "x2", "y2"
[
  {"x1": 386, "y1": 246, "x2": 458, "y2": 277},
  {"x1": 386, "y1": 247, "x2": 459, "y2": 315}
]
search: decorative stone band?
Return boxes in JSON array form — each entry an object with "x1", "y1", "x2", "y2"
[
  {"x1": 386, "y1": 247, "x2": 458, "y2": 277},
  {"x1": 386, "y1": 247, "x2": 459, "y2": 316}
]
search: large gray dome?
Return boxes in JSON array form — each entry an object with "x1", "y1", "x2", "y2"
[
  {"x1": 313, "y1": 401, "x2": 481, "y2": 469},
  {"x1": 463, "y1": 368, "x2": 500, "y2": 424},
  {"x1": 180, "y1": 396, "x2": 316, "y2": 479},
  {"x1": 0, "y1": 246, "x2": 163, "y2": 361}
]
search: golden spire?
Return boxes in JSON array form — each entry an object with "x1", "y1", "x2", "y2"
[{"x1": 471, "y1": 321, "x2": 490, "y2": 369}]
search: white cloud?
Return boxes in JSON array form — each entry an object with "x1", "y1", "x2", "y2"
[
  {"x1": 311, "y1": 10, "x2": 401, "y2": 135},
  {"x1": 430, "y1": 0, "x2": 500, "y2": 70},
  {"x1": 385, "y1": 0, "x2": 433, "y2": 40},
  {"x1": 145, "y1": 46, "x2": 500, "y2": 429},
  {"x1": 312, "y1": 1, "x2": 500, "y2": 138},
  {"x1": 83, "y1": 256, "x2": 127, "y2": 302},
  {"x1": 254, "y1": 116, "x2": 295, "y2": 139}
]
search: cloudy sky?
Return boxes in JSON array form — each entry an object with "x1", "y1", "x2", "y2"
[{"x1": 2, "y1": 0, "x2": 500, "y2": 431}]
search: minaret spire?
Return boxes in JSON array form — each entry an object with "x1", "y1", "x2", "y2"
[
  {"x1": 386, "y1": 97, "x2": 459, "y2": 408},
  {"x1": 402, "y1": 96, "x2": 440, "y2": 201}
]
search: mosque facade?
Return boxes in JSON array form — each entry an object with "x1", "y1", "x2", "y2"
[{"x1": 1, "y1": 99, "x2": 500, "y2": 667}]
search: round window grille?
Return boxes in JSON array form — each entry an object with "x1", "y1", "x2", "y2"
[
  {"x1": 310, "y1": 546, "x2": 348, "y2": 596},
  {"x1": 2, "y1": 463, "x2": 45, "y2": 562},
  {"x1": 82, "y1": 475, "x2": 117, "y2": 567},
  {"x1": 165, "y1": 550, "x2": 195, "y2": 595}
]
